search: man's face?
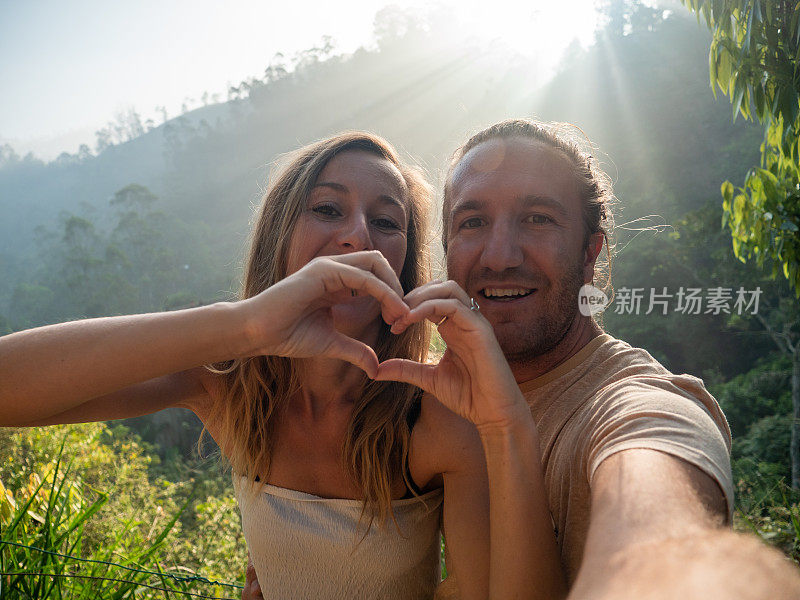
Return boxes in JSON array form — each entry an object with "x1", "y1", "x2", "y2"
[{"x1": 445, "y1": 137, "x2": 598, "y2": 361}]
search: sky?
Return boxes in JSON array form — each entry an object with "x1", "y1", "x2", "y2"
[{"x1": 0, "y1": 0, "x2": 601, "y2": 160}]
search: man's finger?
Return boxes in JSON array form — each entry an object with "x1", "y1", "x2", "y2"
[
  {"x1": 241, "y1": 560, "x2": 264, "y2": 600},
  {"x1": 391, "y1": 298, "x2": 478, "y2": 335}
]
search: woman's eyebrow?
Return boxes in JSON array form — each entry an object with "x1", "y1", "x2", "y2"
[
  {"x1": 312, "y1": 182, "x2": 348, "y2": 193},
  {"x1": 312, "y1": 184, "x2": 406, "y2": 214},
  {"x1": 378, "y1": 195, "x2": 406, "y2": 213}
]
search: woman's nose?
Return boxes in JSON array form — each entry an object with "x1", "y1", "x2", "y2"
[{"x1": 337, "y1": 214, "x2": 373, "y2": 251}]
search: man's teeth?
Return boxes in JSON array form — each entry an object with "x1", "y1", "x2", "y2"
[{"x1": 483, "y1": 287, "x2": 533, "y2": 298}]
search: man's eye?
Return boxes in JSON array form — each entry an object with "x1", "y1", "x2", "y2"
[
  {"x1": 460, "y1": 217, "x2": 484, "y2": 229},
  {"x1": 526, "y1": 214, "x2": 554, "y2": 225},
  {"x1": 312, "y1": 204, "x2": 341, "y2": 217}
]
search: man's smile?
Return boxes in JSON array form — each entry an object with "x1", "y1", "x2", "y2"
[{"x1": 480, "y1": 286, "x2": 535, "y2": 301}]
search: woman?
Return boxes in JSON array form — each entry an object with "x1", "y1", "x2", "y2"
[{"x1": 0, "y1": 132, "x2": 564, "y2": 599}]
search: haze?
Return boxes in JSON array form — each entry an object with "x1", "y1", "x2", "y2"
[{"x1": 0, "y1": 0, "x2": 599, "y2": 160}]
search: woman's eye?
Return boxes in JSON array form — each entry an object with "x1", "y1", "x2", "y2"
[
  {"x1": 372, "y1": 217, "x2": 401, "y2": 230},
  {"x1": 311, "y1": 204, "x2": 341, "y2": 217}
]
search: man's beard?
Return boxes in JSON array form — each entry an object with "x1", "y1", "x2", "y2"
[{"x1": 496, "y1": 260, "x2": 585, "y2": 364}]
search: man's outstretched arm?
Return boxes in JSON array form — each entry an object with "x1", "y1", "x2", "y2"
[{"x1": 569, "y1": 448, "x2": 800, "y2": 599}]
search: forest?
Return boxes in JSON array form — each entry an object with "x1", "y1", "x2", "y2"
[{"x1": 1, "y1": 1, "x2": 799, "y2": 597}]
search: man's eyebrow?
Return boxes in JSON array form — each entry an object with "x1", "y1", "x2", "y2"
[
  {"x1": 522, "y1": 195, "x2": 570, "y2": 218},
  {"x1": 450, "y1": 199, "x2": 484, "y2": 218},
  {"x1": 450, "y1": 196, "x2": 570, "y2": 218}
]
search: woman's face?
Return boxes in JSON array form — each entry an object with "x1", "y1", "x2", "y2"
[{"x1": 286, "y1": 149, "x2": 410, "y2": 333}]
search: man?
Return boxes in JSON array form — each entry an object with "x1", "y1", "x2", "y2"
[{"x1": 244, "y1": 119, "x2": 800, "y2": 598}]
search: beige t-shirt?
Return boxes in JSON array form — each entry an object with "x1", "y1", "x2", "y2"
[{"x1": 520, "y1": 333, "x2": 734, "y2": 583}]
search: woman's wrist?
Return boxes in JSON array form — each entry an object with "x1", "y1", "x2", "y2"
[
  {"x1": 234, "y1": 292, "x2": 282, "y2": 358},
  {"x1": 180, "y1": 300, "x2": 264, "y2": 361}
]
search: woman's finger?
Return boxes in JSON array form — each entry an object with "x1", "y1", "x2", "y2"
[
  {"x1": 323, "y1": 331, "x2": 380, "y2": 379},
  {"x1": 327, "y1": 250, "x2": 405, "y2": 298},
  {"x1": 403, "y1": 279, "x2": 471, "y2": 310},
  {"x1": 314, "y1": 261, "x2": 410, "y2": 325},
  {"x1": 374, "y1": 358, "x2": 437, "y2": 395}
]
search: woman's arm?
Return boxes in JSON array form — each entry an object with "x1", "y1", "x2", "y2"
[
  {"x1": 0, "y1": 251, "x2": 410, "y2": 427},
  {"x1": 26, "y1": 368, "x2": 215, "y2": 426},
  {"x1": 0, "y1": 304, "x2": 247, "y2": 426},
  {"x1": 378, "y1": 280, "x2": 567, "y2": 600}
]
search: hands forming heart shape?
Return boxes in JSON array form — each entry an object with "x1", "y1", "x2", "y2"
[{"x1": 241, "y1": 251, "x2": 529, "y2": 430}]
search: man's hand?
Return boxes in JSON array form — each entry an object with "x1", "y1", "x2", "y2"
[
  {"x1": 377, "y1": 279, "x2": 527, "y2": 429},
  {"x1": 379, "y1": 280, "x2": 567, "y2": 599},
  {"x1": 241, "y1": 556, "x2": 263, "y2": 600}
]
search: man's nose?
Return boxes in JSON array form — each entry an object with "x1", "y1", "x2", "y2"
[
  {"x1": 337, "y1": 213, "x2": 373, "y2": 251},
  {"x1": 479, "y1": 222, "x2": 523, "y2": 272}
]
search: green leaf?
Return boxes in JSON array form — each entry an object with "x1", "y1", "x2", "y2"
[
  {"x1": 733, "y1": 83, "x2": 745, "y2": 121},
  {"x1": 717, "y1": 47, "x2": 733, "y2": 95},
  {"x1": 709, "y1": 46, "x2": 719, "y2": 95},
  {"x1": 779, "y1": 86, "x2": 800, "y2": 129},
  {"x1": 721, "y1": 180, "x2": 735, "y2": 202},
  {"x1": 753, "y1": 82, "x2": 766, "y2": 120},
  {"x1": 743, "y1": 1, "x2": 754, "y2": 52}
]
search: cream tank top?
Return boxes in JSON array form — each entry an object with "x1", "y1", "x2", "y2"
[{"x1": 235, "y1": 476, "x2": 444, "y2": 600}]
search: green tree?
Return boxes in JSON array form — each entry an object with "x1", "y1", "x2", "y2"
[
  {"x1": 680, "y1": 0, "x2": 800, "y2": 297},
  {"x1": 680, "y1": 0, "x2": 800, "y2": 487},
  {"x1": 667, "y1": 201, "x2": 800, "y2": 488}
]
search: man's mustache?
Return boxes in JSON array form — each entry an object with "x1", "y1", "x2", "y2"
[{"x1": 467, "y1": 269, "x2": 546, "y2": 288}]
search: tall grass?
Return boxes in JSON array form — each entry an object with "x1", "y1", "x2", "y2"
[
  {"x1": 0, "y1": 438, "x2": 241, "y2": 599},
  {"x1": 732, "y1": 457, "x2": 800, "y2": 564}
]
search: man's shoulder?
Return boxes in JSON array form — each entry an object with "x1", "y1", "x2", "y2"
[
  {"x1": 521, "y1": 333, "x2": 678, "y2": 401},
  {"x1": 523, "y1": 333, "x2": 729, "y2": 453},
  {"x1": 534, "y1": 335, "x2": 734, "y2": 521}
]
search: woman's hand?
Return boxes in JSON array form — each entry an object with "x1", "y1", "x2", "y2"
[
  {"x1": 240, "y1": 250, "x2": 410, "y2": 378},
  {"x1": 375, "y1": 280, "x2": 528, "y2": 430}
]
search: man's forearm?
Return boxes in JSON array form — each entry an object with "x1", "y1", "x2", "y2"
[
  {"x1": 569, "y1": 529, "x2": 800, "y2": 600},
  {"x1": 478, "y1": 412, "x2": 567, "y2": 600}
]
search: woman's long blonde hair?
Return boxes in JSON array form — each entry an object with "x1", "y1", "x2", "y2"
[{"x1": 209, "y1": 132, "x2": 432, "y2": 525}]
